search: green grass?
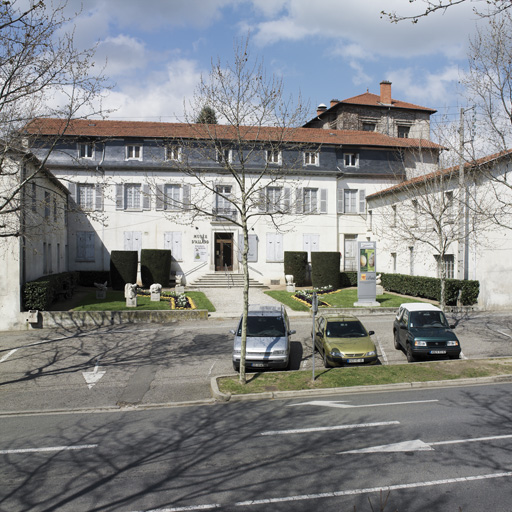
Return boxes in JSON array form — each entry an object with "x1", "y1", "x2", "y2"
[
  {"x1": 218, "y1": 359, "x2": 512, "y2": 395},
  {"x1": 264, "y1": 288, "x2": 431, "y2": 310},
  {"x1": 71, "y1": 291, "x2": 216, "y2": 312}
]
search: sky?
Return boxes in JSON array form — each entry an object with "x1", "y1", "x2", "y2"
[{"x1": 55, "y1": 0, "x2": 491, "y2": 130}]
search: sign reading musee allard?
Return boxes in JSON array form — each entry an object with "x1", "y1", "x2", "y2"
[{"x1": 355, "y1": 241, "x2": 380, "y2": 307}]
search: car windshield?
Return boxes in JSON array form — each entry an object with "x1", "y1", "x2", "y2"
[
  {"x1": 409, "y1": 311, "x2": 449, "y2": 328},
  {"x1": 237, "y1": 316, "x2": 287, "y2": 337},
  {"x1": 325, "y1": 321, "x2": 367, "y2": 338}
]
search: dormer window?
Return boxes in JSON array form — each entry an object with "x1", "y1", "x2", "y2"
[
  {"x1": 304, "y1": 151, "x2": 319, "y2": 166},
  {"x1": 398, "y1": 125, "x2": 410, "y2": 138},
  {"x1": 126, "y1": 145, "x2": 142, "y2": 160},
  {"x1": 344, "y1": 153, "x2": 359, "y2": 168},
  {"x1": 78, "y1": 143, "x2": 94, "y2": 159},
  {"x1": 266, "y1": 149, "x2": 282, "y2": 165},
  {"x1": 362, "y1": 123, "x2": 376, "y2": 132},
  {"x1": 167, "y1": 145, "x2": 182, "y2": 162}
]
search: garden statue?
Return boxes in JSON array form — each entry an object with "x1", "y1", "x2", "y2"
[
  {"x1": 285, "y1": 274, "x2": 295, "y2": 293},
  {"x1": 94, "y1": 281, "x2": 108, "y2": 292},
  {"x1": 175, "y1": 274, "x2": 182, "y2": 286},
  {"x1": 285, "y1": 274, "x2": 294, "y2": 285},
  {"x1": 94, "y1": 281, "x2": 107, "y2": 299},
  {"x1": 150, "y1": 283, "x2": 162, "y2": 301},
  {"x1": 150, "y1": 283, "x2": 162, "y2": 294},
  {"x1": 124, "y1": 283, "x2": 137, "y2": 299}
]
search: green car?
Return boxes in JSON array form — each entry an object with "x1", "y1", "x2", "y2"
[{"x1": 313, "y1": 313, "x2": 378, "y2": 368}]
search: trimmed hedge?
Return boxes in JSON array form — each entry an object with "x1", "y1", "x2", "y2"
[
  {"x1": 381, "y1": 273, "x2": 479, "y2": 306},
  {"x1": 110, "y1": 251, "x2": 138, "y2": 290},
  {"x1": 140, "y1": 249, "x2": 172, "y2": 287},
  {"x1": 311, "y1": 252, "x2": 341, "y2": 289},
  {"x1": 284, "y1": 251, "x2": 308, "y2": 287},
  {"x1": 23, "y1": 271, "x2": 79, "y2": 311},
  {"x1": 339, "y1": 271, "x2": 358, "y2": 288},
  {"x1": 79, "y1": 271, "x2": 110, "y2": 287}
]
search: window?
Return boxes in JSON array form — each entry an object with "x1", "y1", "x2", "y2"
[
  {"x1": 304, "y1": 151, "x2": 319, "y2": 166},
  {"x1": 303, "y1": 234, "x2": 319, "y2": 262},
  {"x1": 126, "y1": 145, "x2": 142, "y2": 160},
  {"x1": 398, "y1": 126, "x2": 410, "y2": 138},
  {"x1": 116, "y1": 184, "x2": 150, "y2": 211},
  {"x1": 344, "y1": 153, "x2": 359, "y2": 167},
  {"x1": 445, "y1": 191, "x2": 454, "y2": 222},
  {"x1": 412, "y1": 199, "x2": 418, "y2": 226},
  {"x1": 303, "y1": 188, "x2": 318, "y2": 214},
  {"x1": 391, "y1": 252, "x2": 397, "y2": 272},
  {"x1": 163, "y1": 184, "x2": 181, "y2": 210},
  {"x1": 31, "y1": 182, "x2": 37, "y2": 212},
  {"x1": 435, "y1": 254, "x2": 455, "y2": 279},
  {"x1": 124, "y1": 231, "x2": 142, "y2": 258},
  {"x1": 362, "y1": 123, "x2": 376, "y2": 132},
  {"x1": 339, "y1": 188, "x2": 366, "y2": 214},
  {"x1": 77, "y1": 184, "x2": 95, "y2": 209},
  {"x1": 266, "y1": 187, "x2": 282, "y2": 213},
  {"x1": 266, "y1": 233, "x2": 283, "y2": 262},
  {"x1": 266, "y1": 149, "x2": 282, "y2": 165},
  {"x1": 76, "y1": 231, "x2": 95, "y2": 261},
  {"x1": 216, "y1": 148, "x2": 232, "y2": 163},
  {"x1": 164, "y1": 231, "x2": 183, "y2": 261},
  {"x1": 166, "y1": 145, "x2": 181, "y2": 162},
  {"x1": 78, "y1": 143, "x2": 94, "y2": 159},
  {"x1": 214, "y1": 185, "x2": 236, "y2": 220},
  {"x1": 44, "y1": 191, "x2": 50, "y2": 218},
  {"x1": 125, "y1": 184, "x2": 141, "y2": 209}
]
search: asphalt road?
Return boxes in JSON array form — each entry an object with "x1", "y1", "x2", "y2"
[
  {"x1": 1, "y1": 311, "x2": 512, "y2": 412},
  {"x1": 1, "y1": 383, "x2": 512, "y2": 511}
]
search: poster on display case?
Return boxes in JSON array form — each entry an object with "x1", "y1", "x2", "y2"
[{"x1": 356, "y1": 241, "x2": 379, "y2": 306}]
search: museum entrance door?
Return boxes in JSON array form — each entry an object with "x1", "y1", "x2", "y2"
[{"x1": 215, "y1": 233, "x2": 233, "y2": 271}]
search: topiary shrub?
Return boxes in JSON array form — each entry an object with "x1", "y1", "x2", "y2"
[
  {"x1": 140, "y1": 249, "x2": 172, "y2": 288},
  {"x1": 284, "y1": 251, "x2": 308, "y2": 287},
  {"x1": 311, "y1": 252, "x2": 341, "y2": 289},
  {"x1": 110, "y1": 251, "x2": 138, "y2": 290},
  {"x1": 339, "y1": 271, "x2": 358, "y2": 288}
]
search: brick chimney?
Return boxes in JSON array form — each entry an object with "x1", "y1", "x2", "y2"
[
  {"x1": 316, "y1": 103, "x2": 327, "y2": 116},
  {"x1": 380, "y1": 80, "x2": 392, "y2": 104},
  {"x1": 330, "y1": 99, "x2": 339, "y2": 108}
]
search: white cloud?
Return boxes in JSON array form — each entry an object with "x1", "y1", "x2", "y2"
[{"x1": 96, "y1": 35, "x2": 147, "y2": 77}]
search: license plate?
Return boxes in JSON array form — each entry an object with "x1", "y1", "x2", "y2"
[
  {"x1": 251, "y1": 363, "x2": 266, "y2": 367},
  {"x1": 430, "y1": 350, "x2": 446, "y2": 354},
  {"x1": 347, "y1": 358, "x2": 364, "y2": 363}
]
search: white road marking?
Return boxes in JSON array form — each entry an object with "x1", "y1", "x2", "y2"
[
  {"x1": 496, "y1": 329, "x2": 512, "y2": 339},
  {"x1": 339, "y1": 433, "x2": 512, "y2": 454},
  {"x1": 135, "y1": 505, "x2": 220, "y2": 511},
  {"x1": 289, "y1": 399, "x2": 439, "y2": 409},
  {"x1": 82, "y1": 360, "x2": 106, "y2": 389},
  {"x1": 260, "y1": 421, "x2": 400, "y2": 436},
  {"x1": 374, "y1": 333, "x2": 388, "y2": 364},
  {"x1": 0, "y1": 444, "x2": 98, "y2": 454},
  {"x1": 0, "y1": 349, "x2": 18, "y2": 363},
  {"x1": 234, "y1": 472, "x2": 512, "y2": 506}
]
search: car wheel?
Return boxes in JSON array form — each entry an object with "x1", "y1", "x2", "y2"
[
  {"x1": 394, "y1": 331, "x2": 401, "y2": 350},
  {"x1": 323, "y1": 351, "x2": 331, "y2": 368},
  {"x1": 406, "y1": 344, "x2": 416, "y2": 363}
]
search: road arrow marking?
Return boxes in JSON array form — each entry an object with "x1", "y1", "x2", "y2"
[
  {"x1": 82, "y1": 360, "x2": 105, "y2": 389},
  {"x1": 339, "y1": 434, "x2": 512, "y2": 454},
  {"x1": 289, "y1": 399, "x2": 438, "y2": 409},
  {"x1": 260, "y1": 421, "x2": 400, "y2": 436}
]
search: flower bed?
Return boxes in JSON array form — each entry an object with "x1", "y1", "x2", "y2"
[
  {"x1": 292, "y1": 286, "x2": 336, "y2": 308},
  {"x1": 137, "y1": 290, "x2": 196, "y2": 310}
]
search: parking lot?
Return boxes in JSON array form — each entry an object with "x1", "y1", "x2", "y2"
[{"x1": 0, "y1": 309, "x2": 512, "y2": 413}]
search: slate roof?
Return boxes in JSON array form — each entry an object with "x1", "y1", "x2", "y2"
[
  {"x1": 340, "y1": 91, "x2": 437, "y2": 113},
  {"x1": 366, "y1": 149, "x2": 512, "y2": 200},
  {"x1": 24, "y1": 118, "x2": 443, "y2": 150}
]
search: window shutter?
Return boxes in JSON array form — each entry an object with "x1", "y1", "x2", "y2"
[
  {"x1": 283, "y1": 187, "x2": 291, "y2": 213},
  {"x1": 142, "y1": 184, "x2": 151, "y2": 210},
  {"x1": 116, "y1": 184, "x2": 124, "y2": 210},
  {"x1": 337, "y1": 187, "x2": 344, "y2": 213},
  {"x1": 295, "y1": 188, "x2": 303, "y2": 214},
  {"x1": 156, "y1": 185, "x2": 164, "y2": 210},
  {"x1": 183, "y1": 184, "x2": 191, "y2": 210},
  {"x1": 320, "y1": 189, "x2": 328, "y2": 214},
  {"x1": 95, "y1": 184, "x2": 103, "y2": 211},
  {"x1": 68, "y1": 183, "x2": 77, "y2": 204},
  {"x1": 359, "y1": 189, "x2": 366, "y2": 214},
  {"x1": 259, "y1": 189, "x2": 266, "y2": 212}
]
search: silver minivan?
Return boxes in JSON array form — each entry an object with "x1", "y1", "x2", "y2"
[{"x1": 231, "y1": 304, "x2": 295, "y2": 371}]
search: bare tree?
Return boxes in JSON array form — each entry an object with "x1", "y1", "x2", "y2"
[
  {"x1": 155, "y1": 37, "x2": 310, "y2": 383},
  {"x1": 369, "y1": 149, "x2": 493, "y2": 309},
  {"x1": 381, "y1": 0, "x2": 511, "y2": 24},
  {"x1": 0, "y1": 0, "x2": 110, "y2": 239}
]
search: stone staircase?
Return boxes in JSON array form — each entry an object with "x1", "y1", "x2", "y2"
[{"x1": 187, "y1": 272, "x2": 267, "y2": 288}]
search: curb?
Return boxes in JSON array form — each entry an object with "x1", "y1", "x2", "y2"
[{"x1": 210, "y1": 374, "x2": 512, "y2": 402}]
